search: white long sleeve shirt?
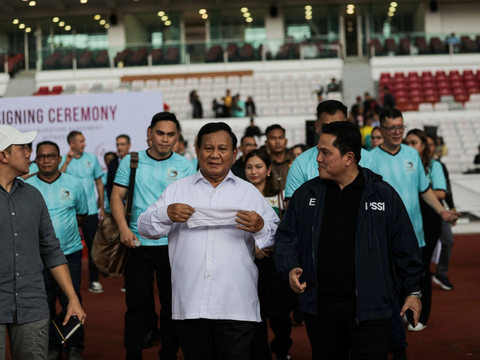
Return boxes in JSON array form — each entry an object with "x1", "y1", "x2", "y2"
[{"x1": 137, "y1": 170, "x2": 279, "y2": 322}]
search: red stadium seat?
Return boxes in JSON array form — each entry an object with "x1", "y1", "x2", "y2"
[
  {"x1": 439, "y1": 88, "x2": 452, "y2": 95},
  {"x1": 380, "y1": 72, "x2": 391, "y2": 79},
  {"x1": 408, "y1": 71, "x2": 419, "y2": 78},
  {"x1": 437, "y1": 80, "x2": 450, "y2": 89},
  {"x1": 50, "y1": 86, "x2": 63, "y2": 95},
  {"x1": 435, "y1": 70, "x2": 446, "y2": 77},
  {"x1": 396, "y1": 97, "x2": 409, "y2": 105},
  {"x1": 35, "y1": 86, "x2": 50, "y2": 96},
  {"x1": 394, "y1": 72, "x2": 405, "y2": 79},
  {"x1": 409, "y1": 82, "x2": 421, "y2": 90},
  {"x1": 449, "y1": 70, "x2": 460, "y2": 76},
  {"x1": 467, "y1": 87, "x2": 480, "y2": 94},
  {"x1": 398, "y1": 103, "x2": 418, "y2": 112},
  {"x1": 422, "y1": 71, "x2": 433, "y2": 77},
  {"x1": 395, "y1": 83, "x2": 407, "y2": 91},
  {"x1": 463, "y1": 70, "x2": 474, "y2": 76},
  {"x1": 423, "y1": 82, "x2": 436, "y2": 90},
  {"x1": 395, "y1": 90, "x2": 408, "y2": 98},
  {"x1": 425, "y1": 94, "x2": 439, "y2": 103},
  {"x1": 455, "y1": 94, "x2": 469, "y2": 103}
]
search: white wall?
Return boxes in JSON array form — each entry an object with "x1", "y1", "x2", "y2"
[
  {"x1": 425, "y1": 2, "x2": 480, "y2": 34},
  {"x1": 0, "y1": 73, "x2": 9, "y2": 97},
  {"x1": 123, "y1": 14, "x2": 149, "y2": 45},
  {"x1": 107, "y1": 12, "x2": 126, "y2": 50}
]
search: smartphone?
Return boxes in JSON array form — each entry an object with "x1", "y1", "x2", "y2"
[{"x1": 405, "y1": 309, "x2": 415, "y2": 328}]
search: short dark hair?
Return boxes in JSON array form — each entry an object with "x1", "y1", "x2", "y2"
[
  {"x1": 37, "y1": 141, "x2": 61, "y2": 155},
  {"x1": 316, "y1": 100, "x2": 347, "y2": 120},
  {"x1": 244, "y1": 149, "x2": 280, "y2": 197},
  {"x1": 321, "y1": 121, "x2": 362, "y2": 164},
  {"x1": 150, "y1": 112, "x2": 180, "y2": 131},
  {"x1": 240, "y1": 135, "x2": 255, "y2": 146},
  {"x1": 67, "y1": 131, "x2": 82, "y2": 145},
  {"x1": 379, "y1": 108, "x2": 403, "y2": 125},
  {"x1": 116, "y1": 134, "x2": 131, "y2": 143},
  {"x1": 197, "y1": 122, "x2": 238, "y2": 149},
  {"x1": 104, "y1": 151, "x2": 118, "y2": 164},
  {"x1": 265, "y1": 124, "x2": 286, "y2": 137}
]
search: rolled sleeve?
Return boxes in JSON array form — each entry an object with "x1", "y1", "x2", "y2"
[{"x1": 137, "y1": 190, "x2": 173, "y2": 240}]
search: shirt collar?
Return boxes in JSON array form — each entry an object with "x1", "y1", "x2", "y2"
[
  {"x1": 193, "y1": 169, "x2": 238, "y2": 186},
  {"x1": 349, "y1": 169, "x2": 366, "y2": 189}
]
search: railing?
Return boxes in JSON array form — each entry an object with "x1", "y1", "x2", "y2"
[
  {"x1": 369, "y1": 32, "x2": 480, "y2": 57},
  {"x1": 36, "y1": 37, "x2": 342, "y2": 71}
]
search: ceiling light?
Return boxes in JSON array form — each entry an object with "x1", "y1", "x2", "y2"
[
  {"x1": 80, "y1": 0, "x2": 87, "y2": 3},
  {"x1": 241, "y1": 7, "x2": 248, "y2": 13},
  {"x1": 347, "y1": 4, "x2": 355, "y2": 9},
  {"x1": 59, "y1": 21, "x2": 65, "y2": 27},
  {"x1": 94, "y1": 15, "x2": 101, "y2": 20},
  {"x1": 164, "y1": 20, "x2": 171, "y2": 26},
  {"x1": 19, "y1": 24, "x2": 25, "y2": 29},
  {"x1": 202, "y1": 14, "x2": 208, "y2": 19},
  {"x1": 199, "y1": 9, "x2": 206, "y2": 14},
  {"x1": 25, "y1": 27, "x2": 31, "y2": 33},
  {"x1": 388, "y1": 11, "x2": 394, "y2": 16},
  {"x1": 390, "y1": 2, "x2": 398, "y2": 7},
  {"x1": 105, "y1": 24, "x2": 110, "y2": 29},
  {"x1": 346, "y1": 9, "x2": 354, "y2": 14},
  {"x1": 65, "y1": 25, "x2": 71, "y2": 31},
  {"x1": 13, "y1": 19, "x2": 19, "y2": 24},
  {"x1": 22, "y1": 0, "x2": 27, "y2": 1},
  {"x1": 305, "y1": 15, "x2": 313, "y2": 20},
  {"x1": 305, "y1": 5, "x2": 312, "y2": 11},
  {"x1": 246, "y1": 17, "x2": 253, "y2": 23},
  {"x1": 161, "y1": 16, "x2": 168, "y2": 21},
  {"x1": 29, "y1": 1, "x2": 36, "y2": 6},
  {"x1": 99, "y1": 19, "x2": 106, "y2": 25},
  {"x1": 157, "y1": 11, "x2": 165, "y2": 17},
  {"x1": 52, "y1": 17, "x2": 59, "y2": 22},
  {"x1": 389, "y1": 7, "x2": 396, "y2": 12},
  {"x1": 243, "y1": 12, "x2": 251, "y2": 17},
  {"x1": 305, "y1": 10, "x2": 312, "y2": 16}
]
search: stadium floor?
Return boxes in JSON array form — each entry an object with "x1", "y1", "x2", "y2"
[{"x1": 6, "y1": 234, "x2": 480, "y2": 360}]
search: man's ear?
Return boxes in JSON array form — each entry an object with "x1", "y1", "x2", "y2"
[
  {"x1": 345, "y1": 152, "x2": 355, "y2": 167},
  {"x1": 232, "y1": 148, "x2": 238, "y2": 163},
  {"x1": 0, "y1": 151, "x2": 9, "y2": 164}
]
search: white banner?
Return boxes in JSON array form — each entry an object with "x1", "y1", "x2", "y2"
[{"x1": 0, "y1": 91, "x2": 164, "y2": 168}]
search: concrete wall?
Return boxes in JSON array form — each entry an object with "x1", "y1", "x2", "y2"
[
  {"x1": 425, "y1": 2, "x2": 480, "y2": 34},
  {"x1": 123, "y1": 14, "x2": 149, "y2": 45}
]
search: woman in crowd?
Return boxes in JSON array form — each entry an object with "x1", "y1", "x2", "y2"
[
  {"x1": 366, "y1": 126, "x2": 383, "y2": 150},
  {"x1": 405, "y1": 129, "x2": 447, "y2": 331},
  {"x1": 290, "y1": 144, "x2": 307, "y2": 159},
  {"x1": 189, "y1": 90, "x2": 203, "y2": 118},
  {"x1": 244, "y1": 149, "x2": 293, "y2": 360}
]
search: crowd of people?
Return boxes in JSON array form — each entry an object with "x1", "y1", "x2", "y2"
[
  {"x1": 0, "y1": 98, "x2": 462, "y2": 360},
  {"x1": 188, "y1": 89, "x2": 257, "y2": 119}
]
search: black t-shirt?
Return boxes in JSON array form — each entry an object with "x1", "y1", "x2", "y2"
[{"x1": 317, "y1": 170, "x2": 365, "y2": 301}]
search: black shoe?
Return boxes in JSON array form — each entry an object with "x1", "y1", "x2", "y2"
[
  {"x1": 47, "y1": 349, "x2": 62, "y2": 360},
  {"x1": 433, "y1": 275, "x2": 454, "y2": 290},
  {"x1": 67, "y1": 347, "x2": 83, "y2": 360},
  {"x1": 392, "y1": 347, "x2": 408, "y2": 360},
  {"x1": 143, "y1": 328, "x2": 161, "y2": 349}
]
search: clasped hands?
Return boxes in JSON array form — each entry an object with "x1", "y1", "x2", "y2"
[{"x1": 167, "y1": 203, "x2": 264, "y2": 233}]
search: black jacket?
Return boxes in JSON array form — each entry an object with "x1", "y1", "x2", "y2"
[{"x1": 273, "y1": 167, "x2": 423, "y2": 322}]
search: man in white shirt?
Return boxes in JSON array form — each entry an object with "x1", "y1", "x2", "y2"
[{"x1": 138, "y1": 122, "x2": 279, "y2": 360}]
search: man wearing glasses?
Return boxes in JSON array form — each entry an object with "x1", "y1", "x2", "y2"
[
  {"x1": 26, "y1": 141, "x2": 89, "y2": 360},
  {"x1": 370, "y1": 108, "x2": 460, "y2": 360}
]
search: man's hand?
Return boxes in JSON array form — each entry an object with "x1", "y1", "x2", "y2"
[
  {"x1": 400, "y1": 296, "x2": 422, "y2": 327},
  {"x1": 236, "y1": 211, "x2": 264, "y2": 233},
  {"x1": 289, "y1": 267, "x2": 307, "y2": 294},
  {"x1": 255, "y1": 246, "x2": 273, "y2": 260},
  {"x1": 440, "y1": 210, "x2": 461, "y2": 224},
  {"x1": 120, "y1": 227, "x2": 139, "y2": 248},
  {"x1": 66, "y1": 150, "x2": 74, "y2": 164},
  {"x1": 99, "y1": 208, "x2": 106, "y2": 220},
  {"x1": 167, "y1": 204, "x2": 195, "y2": 222},
  {"x1": 64, "y1": 298, "x2": 86, "y2": 325}
]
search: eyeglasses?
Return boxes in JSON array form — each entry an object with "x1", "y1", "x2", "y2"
[
  {"x1": 36, "y1": 154, "x2": 58, "y2": 161},
  {"x1": 381, "y1": 125, "x2": 406, "y2": 133},
  {"x1": 370, "y1": 136, "x2": 383, "y2": 140}
]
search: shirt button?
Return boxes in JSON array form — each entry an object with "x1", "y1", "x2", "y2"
[
  {"x1": 15, "y1": 293, "x2": 18, "y2": 296},
  {"x1": 208, "y1": 239, "x2": 212, "y2": 242},
  {"x1": 208, "y1": 256, "x2": 212, "y2": 260},
  {"x1": 206, "y1": 274, "x2": 211, "y2": 277},
  {"x1": 12, "y1": 212, "x2": 15, "y2": 216},
  {"x1": 16, "y1": 273, "x2": 19, "y2": 276},
  {"x1": 213, "y1": 190, "x2": 216, "y2": 194},
  {"x1": 14, "y1": 233, "x2": 18, "y2": 237},
  {"x1": 16, "y1": 253, "x2": 19, "y2": 257}
]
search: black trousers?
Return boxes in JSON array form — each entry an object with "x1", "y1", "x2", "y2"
[
  {"x1": 176, "y1": 319, "x2": 255, "y2": 360},
  {"x1": 250, "y1": 256, "x2": 293, "y2": 359},
  {"x1": 124, "y1": 246, "x2": 179, "y2": 360},
  {"x1": 419, "y1": 203, "x2": 443, "y2": 325},
  {"x1": 304, "y1": 299, "x2": 391, "y2": 360},
  {"x1": 80, "y1": 214, "x2": 99, "y2": 283}
]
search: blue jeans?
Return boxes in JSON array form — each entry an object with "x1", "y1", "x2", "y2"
[{"x1": 43, "y1": 250, "x2": 84, "y2": 353}]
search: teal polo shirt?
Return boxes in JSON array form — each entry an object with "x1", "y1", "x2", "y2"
[
  {"x1": 101, "y1": 171, "x2": 111, "y2": 213},
  {"x1": 26, "y1": 173, "x2": 88, "y2": 255},
  {"x1": 285, "y1": 147, "x2": 378, "y2": 198},
  {"x1": 59, "y1": 152, "x2": 103, "y2": 216},
  {"x1": 428, "y1": 159, "x2": 447, "y2": 192},
  {"x1": 370, "y1": 144, "x2": 430, "y2": 247},
  {"x1": 114, "y1": 150, "x2": 196, "y2": 246}
]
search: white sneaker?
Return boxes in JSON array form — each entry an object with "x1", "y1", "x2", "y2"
[
  {"x1": 89, "y1": 281, "x2": 104, "y2": 293},
  {"x1": 407, "y1": 322, "x2": 427, "y2": 331}
]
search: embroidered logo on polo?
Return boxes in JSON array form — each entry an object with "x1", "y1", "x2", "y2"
[
  {"x1": 60, "y1": 188, "x2": 70, "y2": 198},
  {"x1": 268, "y1": 198, "x2": 279, "y2": 207},
  {"x1": 167, "y1": 167, "x2": 178, "y2": 179},
  {"x1": 84, "y1": 160, "x2": 92, "y2": 168},
  {"x1": 404, "y1": 159, "x2": 414, "y2": 172}
]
